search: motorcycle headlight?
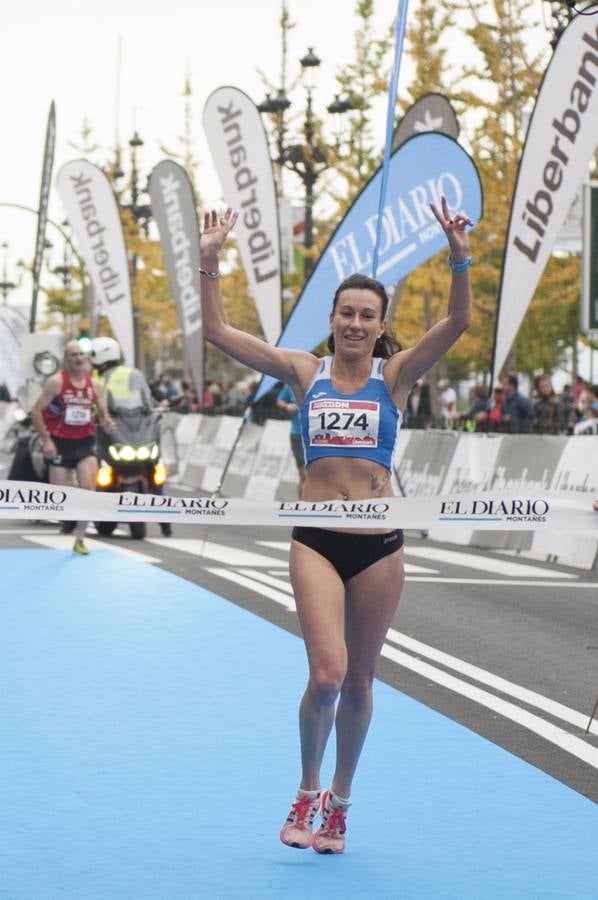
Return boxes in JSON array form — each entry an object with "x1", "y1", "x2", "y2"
[
  {"x1": 108, "y1": 445, "x2": 120, "y2": 461},
  {"x1": 136, "y1": 446, "x2": 151, "y2": 460},
  {"x1": 97, "y1": 466, "x2": 113, "y2": 488},
  {"x1": 150, "y1": 443, "x2": 159, "y2": 460},
  {"x1": 119, "y1": 445, "x2": 136, "y2": 461},
  {"x1": 153, "y1": 462, "x2": 167, "y2": 486}
]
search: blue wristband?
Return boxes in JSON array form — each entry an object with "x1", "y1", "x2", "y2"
[{"x1": 447, "y1": 254, "x2": 473, "y2": 272}]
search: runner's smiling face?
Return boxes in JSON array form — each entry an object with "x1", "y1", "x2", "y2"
[{"x1": 329, "y1": 288, "x2": 386, "y2": 357}]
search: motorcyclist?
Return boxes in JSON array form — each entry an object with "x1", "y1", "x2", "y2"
[
  {"x1": 90, "y1": 338, "x2": 154, "y2": 414},
  {"x1": 90, "y1": 337, "x2": 171, "y2": 538}
]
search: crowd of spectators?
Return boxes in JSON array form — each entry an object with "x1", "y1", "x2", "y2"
[
  {"x1": 141, "y1": 367, "x2": 598, "y2": 437},
  {"x1": 148, "y1": 375, "x2": 257, "y2": 416},
  {"x1": 404, "y1": 373, "x2": 598, "y2": 435}
]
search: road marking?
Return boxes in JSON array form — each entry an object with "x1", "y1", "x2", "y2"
[
  {"x1": 0, "y1": 528, "x2": 68, "y2": 535},
  {"x1": 23, "y1": 534, "x2": 161, "y2": 564},
  {"x1": 146, "y1": 537, "x2": 288, "y2": 567},
  {"x1": 385, "y1": 628, "x2": 598, "y2": 737},
  {"x1": 380, "y1": 643, "x2": 598, "y2": 768},
  {"x1": 204, "y1": 566, "x2": 296, "y2": 610},
  {"x1": 406, "y1": 577, "x2": 598, "y2": 588},
  {"x1": 238, "y1": 568, "x2": 294, "y2": 594},
  {"x1": 260, "y1": 539, "x2": 578, "y2": 580},
  {"x1": 406, "y1": 546, "x2": 576, "y2": 578},
  {"x1": 255, "y1": 540, "x2": 439, "y2": 574},
  {"x1": 256, "y1": 541, "x2": 290, "y2": 552}
]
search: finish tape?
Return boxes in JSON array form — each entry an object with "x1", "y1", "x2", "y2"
[{"x1": 0, "y1": 480, "x2": 597, "y2": 532}]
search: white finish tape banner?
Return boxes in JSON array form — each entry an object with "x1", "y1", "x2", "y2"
[{"x1": 0, "y1": 482, "x2": 596, "y2": 532}]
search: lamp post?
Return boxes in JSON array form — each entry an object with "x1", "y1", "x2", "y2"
[
  {"x1": 114, "y1": 130, "x2": 153, "y2": 372},
  {"x1": 258, "y1": 48, "x2": 355, "y2": 280},
  {"x1": 543, "y1": 1, "x2": 578, "y2": 48},
  {"x1": 0, "y1": 242, "x2": 20, "y2": 303}
]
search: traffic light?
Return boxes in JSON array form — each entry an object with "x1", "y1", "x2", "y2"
[{"x1": 77, "y1": 330, "x2": 93, "y2": 354}]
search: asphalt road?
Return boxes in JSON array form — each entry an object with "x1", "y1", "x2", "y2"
[{"x1": 1, "y1": 482, "x2": 597, "y2": 805}]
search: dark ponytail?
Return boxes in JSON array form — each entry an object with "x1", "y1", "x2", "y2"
[{"x1": 326, "y1": 273, "x2": 402, "y2": 359}]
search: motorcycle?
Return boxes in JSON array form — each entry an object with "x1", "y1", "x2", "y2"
[
  {"x1": 5, "y1": 403, "x2": 47, "y2": 483},
  {"x1": 95, "y1": 408, "x2": 172, "y2": 540}
]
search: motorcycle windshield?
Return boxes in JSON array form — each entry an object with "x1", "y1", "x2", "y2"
[{"x1": 100, "y1": 409, "x2": 160, "y2": 447}]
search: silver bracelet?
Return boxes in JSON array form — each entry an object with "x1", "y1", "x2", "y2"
[{"x1": 198, "y1": 267, "x2": 220, "y2": 279}]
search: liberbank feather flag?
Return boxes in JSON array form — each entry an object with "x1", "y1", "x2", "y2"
[
  {"x1": 203, "y1": 86, "x2": 282, "y2": 344},
  {"x1": 254, "y1": 132, "x2": 482, "y2": 400},
  {"x1": 492, "y1": 14, "x2": 598, "y2": 380},
  {"x1": 56, "y1": 160, "x2": 134, "y2": 365},
  {"x1": 148, "y1": 160, "x2": 203, "y2": 400}
]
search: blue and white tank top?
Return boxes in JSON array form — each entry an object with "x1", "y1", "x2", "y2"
[{"x1": 300, "y1": 357, "x2": 402, "y2": 469}]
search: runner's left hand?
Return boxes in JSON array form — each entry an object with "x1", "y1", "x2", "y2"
[{"x1": 430, "y1": 195, "x2": 473, "y2": 262}]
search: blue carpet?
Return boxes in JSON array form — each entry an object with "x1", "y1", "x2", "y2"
[{"x1": 0, "y1": 548, "x2": 596, "y2": 900}]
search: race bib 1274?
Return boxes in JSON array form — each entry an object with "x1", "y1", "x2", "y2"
[{"x1": 308, "y1": 399, "x2": 379, "y2": 447}]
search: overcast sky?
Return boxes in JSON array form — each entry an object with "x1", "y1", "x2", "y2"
[
  {"x1": 1, "y1": 0, "x2": 554, "y2": 318},
  {"x1": 0, "y1": 0, "x2": 398, "y2": 306}
]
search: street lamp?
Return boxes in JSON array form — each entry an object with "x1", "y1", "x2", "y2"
[
  {"x1": 258, "y1": 48, "x2": 355, "y2": 280},
  {"x1": 112, "y1": 131, "x2": 154, "y2": 371},
  {"x1": 51, "y1": 225, "x2": 73, "y2": 291},
  {"x1": 543, "y1": 1, "x2": 578, "y2": 48},
  {"x1": 0, "y1": 242, "x2": 22, "y2": 303}
]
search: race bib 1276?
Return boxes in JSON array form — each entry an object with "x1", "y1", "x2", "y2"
[
  {"x1": 64, "y1": 405, "x2": 92, "y2": 425},
  {"x1": 308, "y1": 399, "x2": 379, "y2": 447}
]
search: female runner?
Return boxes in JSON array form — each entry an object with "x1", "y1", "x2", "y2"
[{"x1": 198, "y1": 197, "x2": 473, "y2": 854}]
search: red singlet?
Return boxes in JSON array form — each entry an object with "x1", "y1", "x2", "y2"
[{"x1": 42, "y1": 370, "x2": 98, "y2": 439}]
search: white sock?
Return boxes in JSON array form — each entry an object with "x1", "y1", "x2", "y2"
[
  {"x1": 328, "y1": 789, "x2": 351, "y2": 809},
  {"x1": 297, "y1": 787, "x2": 321, "y2": 800}
]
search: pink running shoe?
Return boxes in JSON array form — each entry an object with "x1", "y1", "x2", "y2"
[
  {"x1": 312, "y1": 790, "x2": 348, "y2": 854},
  {"x1": 280, "y1": 791, "x2": 321, "y2": 849}
]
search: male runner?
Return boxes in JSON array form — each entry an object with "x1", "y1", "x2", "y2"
[{"x1": 31, "y1": 340, "x2": 115, "y2": 554}]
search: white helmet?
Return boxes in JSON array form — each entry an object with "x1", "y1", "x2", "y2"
[{"x1": 91, "y1": 337, "x2": 122, "y2": 366}]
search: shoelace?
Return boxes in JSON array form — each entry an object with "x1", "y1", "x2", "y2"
[
  {"x1": 288, "y1": 794, "x2": 318, "y2": 827},
  {"x1": 320, "y1": 805, "x2": 347, "y2": 836}
]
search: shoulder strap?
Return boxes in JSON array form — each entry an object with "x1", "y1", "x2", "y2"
[
  {"x1": 371, "y1": 357, "x2": 385, "y2": 380},
  {"x1": 304, "y1": 356, "x2": 330, "y2": 397}
]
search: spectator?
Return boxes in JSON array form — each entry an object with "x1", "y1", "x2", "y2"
[
  {"x1": 405, "y1": 378, "x2": 432, "y2": 429},
  {"x1": 437, "y1": 377, "x2": 459, "y2": 429},
  {"x1": 474, "y1": 385, "x2": 502, "y2": 432},
  {"x1": 533, "y1": 375, "x2": 564, "y2": 434},
  {"x1": 222, "y1": 379, "x2": 246, "y2": 416},
  {"x1": 573, "y1": 375, "x2": 587, "y2": 406},
  {"x1": 574, "y1": 406, "x2": 598, "y2": 435},
  {"x1": 500, "y1": 374, "x2": 534, "y2": 433},
  {"x1": 0, "y1": 383, "x2": 11, "y2": 401},
  {"x1": 208, "y1": 380, "x2": 224, "y2": 413},
  {"x1": 275, "y1": 383, "x2": 305, "y2": 497},
  {"x1": 200, "y1": 382, "x2": 215, "y2": 413},
  {"x1": 460, "y1": 384, "x2": 490, "y2": 431}
]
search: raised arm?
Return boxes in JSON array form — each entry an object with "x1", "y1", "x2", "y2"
[
  {"x1": 199, "y1": 209, "x2": 316, "y2": 391},
  {"x1": 386, "y1": 197, "x2": 473, "y2": 407}
]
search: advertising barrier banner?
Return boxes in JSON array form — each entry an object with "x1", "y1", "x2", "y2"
[
  {"x1": 203, "y1": 86, "x2": 282, "y2": 344},
  {"x1": 149, "y1": 161, "x2": 204, "y2": 401},
  {"x1": 254, "y1": 132, "x2": 483, "y2": 400},
  {"x1": 0, "y1": 480, "x2": 595, "y2": 533},
  {"x1": 492, "y1": 14, "x2": 598, "y2": 378},
  {"x1": 56, "y1": 160, "x2": 134, "y2": 364}
]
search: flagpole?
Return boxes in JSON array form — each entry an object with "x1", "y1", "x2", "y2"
[{"x1": 371, "y1": 0, "x2": 410, "y2": 278}]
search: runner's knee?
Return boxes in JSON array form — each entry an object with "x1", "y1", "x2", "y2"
[{"x1": 308, "y1": 667, "x2": 346, "y2": 705}]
